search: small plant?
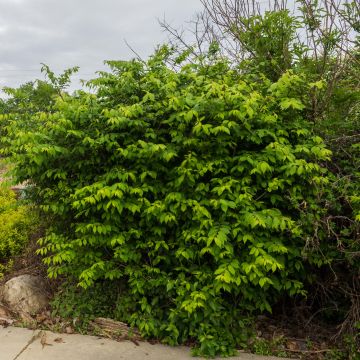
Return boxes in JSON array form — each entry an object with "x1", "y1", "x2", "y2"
[
  {"x1": 251, "y1": 338, "x2": 273, "y2": 356},
  {"x1": 248, "y1": 335, "x2": 288, "y2": 357},
  {"x1": 0, "y1": 186, "x2": 39, "y2": 278},
  {"x1": 50, "y1": 281, "x2": 121, "y2": 330}
]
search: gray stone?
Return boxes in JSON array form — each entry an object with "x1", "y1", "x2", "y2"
[{"x1": 0, "y1": 275, "x2": 48, "y2": 314}]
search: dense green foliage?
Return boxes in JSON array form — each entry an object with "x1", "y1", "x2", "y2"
[
  {"x1": 0, "y1": 186, "x2": 39, "y2": 278},
  {"x1": 3, "y1": 50, "x2": 335, "y2": 355}
]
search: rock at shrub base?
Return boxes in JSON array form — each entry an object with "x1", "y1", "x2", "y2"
[{"x1": 0, "y1": 275, "x2": 48, "y2": 314}]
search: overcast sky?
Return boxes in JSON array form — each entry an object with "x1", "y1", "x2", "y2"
[{"x1": 0, "y1": 0, "x2": 203, "y2": 90}]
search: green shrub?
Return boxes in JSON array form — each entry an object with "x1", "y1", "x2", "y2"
[
  {"x1": 7, "y1": 50, "x2": 333, "y2": 356},
  {"x1": 0, "y1": 186, "x2": 39, "y2": 277}
]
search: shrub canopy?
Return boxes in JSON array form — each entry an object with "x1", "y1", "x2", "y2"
[{"x1": 5, "y1": 50, "x2": 333, "y2": 355}]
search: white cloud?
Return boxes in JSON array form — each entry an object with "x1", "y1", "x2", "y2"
[{"x1": 0, "y1": 0, "x2": 203, "y2": 89}]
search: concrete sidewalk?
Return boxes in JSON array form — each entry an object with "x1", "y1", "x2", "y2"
[{"x1": 0, "y1": 326, "x2": 291, "y2": 360}]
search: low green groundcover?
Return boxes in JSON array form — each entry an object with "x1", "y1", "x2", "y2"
[{"x1": 0, "y1": 186, "x2": 39, "y2": 277}]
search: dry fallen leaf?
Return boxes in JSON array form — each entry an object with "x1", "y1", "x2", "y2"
[
  {"x1": 286, "y1": 340, "x2": 299, "y2": 351},
  {"x1": 0, "y1": 305, "x2": 10, "y2": 318},
  {"x1": 0, "y1": 318, "x2": 14, "y2": 327},
  {"x1": 65, "y1": 326, "x2": 74, "y2": 334},
  {"x1": 54, "y1": 337, "x2": 65, "y2": 343},
  {"x1": 19, "y1": 311, "x2": 34, "y2": 323},
  {"x1": 36, "y1": 313, "x2": 48, "y2": 323},
  {"x1": 40, "y1": 331, "x2": 53, "y2": 349}
]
